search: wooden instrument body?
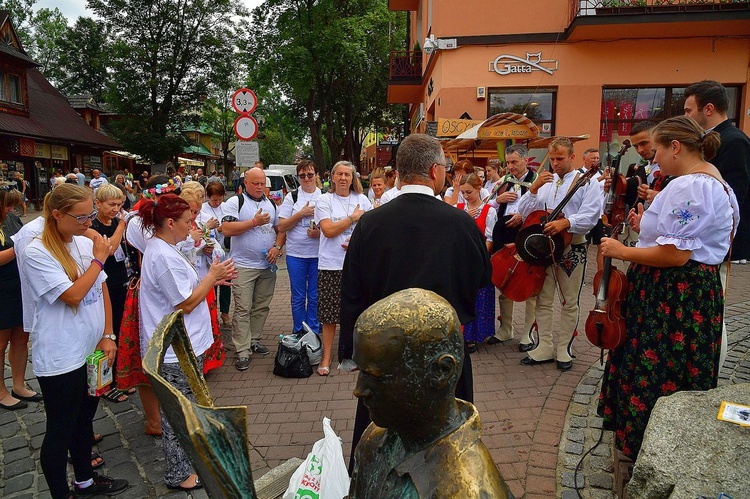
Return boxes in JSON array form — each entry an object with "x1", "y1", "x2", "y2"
[{"x1": 491, "y1": 244, "x2": 546, "y2": 302}]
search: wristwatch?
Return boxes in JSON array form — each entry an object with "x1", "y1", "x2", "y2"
[
  {"x1": 274, "y1": 244, "x2": 283, "y2": 251},
  {"x1": 102, "y1": 334, "x2": 116, "y2": 341}
]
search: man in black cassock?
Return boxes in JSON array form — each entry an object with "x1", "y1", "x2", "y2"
[{"x1": 340, "y1": 133, "x2": 492, "y2": 471}]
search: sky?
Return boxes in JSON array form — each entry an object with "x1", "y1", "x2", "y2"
[{"x1": 36, "y1": 0, "x2": 265, "y2": 23}]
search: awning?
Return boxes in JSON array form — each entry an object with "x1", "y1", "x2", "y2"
[{"x1": 443, "y1": 113, "x2": 540, "y2": 151}]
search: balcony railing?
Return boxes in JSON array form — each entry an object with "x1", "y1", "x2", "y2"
[
  {"x1": 572, "y1": 0, "x2": 749, "y2": 20},
  {"x1": 389, "y1": 50, "x2": 422, "y2": 81}
]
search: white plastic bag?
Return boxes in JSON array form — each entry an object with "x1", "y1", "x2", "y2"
[{"x1": 283, "y1": 417, "x2": 350, "y2": 499}]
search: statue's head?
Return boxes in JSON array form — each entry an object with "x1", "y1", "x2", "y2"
[{"x1": 353, "y1": 288, "x2": 463, "y2": 430}]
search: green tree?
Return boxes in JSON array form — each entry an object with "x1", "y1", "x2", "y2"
[
  {"x1": 88, "y1": 0, "x2": 248, "y2": 163},
  {"x1": 55, "y1": 17, "x2": 111, "y2": 101},
  {"x1": 248, "y1": 0, "x2": 402, "y2": 171},
  {"x1": 26, "y1": 6, "x2": 67, "y2": 82},
  {"x1": 0, "y1": 0, "x2": 36, "y2": 49}
]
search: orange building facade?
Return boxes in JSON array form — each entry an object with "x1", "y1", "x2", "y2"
[{"x1": 387, "y1": 0, "x2": 750, "y2": 167}]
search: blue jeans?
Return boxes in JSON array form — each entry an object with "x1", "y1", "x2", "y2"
[{"x1": 286, "y1": 255, "x2": 320, "y2": 333}]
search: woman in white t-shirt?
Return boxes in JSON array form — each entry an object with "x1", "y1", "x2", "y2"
[
  {"x1": 202, "y1": 181, "x2": 231, "y2": 325},
  {"x1": 24, "y1": 184, "x2": 128, "y2": 498},
  {"x1": 314, "y1": 161, "x2": 372, "y2": 375},
  {"x1": 138, "y1": 194, "x2": 236, "y2": 491},
  {"x1": 180, "y1": 182, "x2": 225, "y2": 374},
  {"x1": 278, "y1": 160, "x2": 322, "y2": 337}
]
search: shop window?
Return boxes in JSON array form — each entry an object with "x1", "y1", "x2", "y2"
[
  {"x1": 487, "y1": 88, "x2": 556, "y2": 137},
  {"x1": 600, "y1": 85, "x2": 741, "y2": 168}
]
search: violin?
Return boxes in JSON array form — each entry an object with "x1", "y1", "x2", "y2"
[
  {"x1": 585, "y1": 223, "x2": 628, "y2": 363},
  {"x1": 515, "y1": 162, "x2": 601, "y2": 267},
  {"x1": 602, "y1": 139, "x2": 632, "y2": 228}
]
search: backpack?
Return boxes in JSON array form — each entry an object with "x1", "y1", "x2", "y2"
[{"x1": 223, "y1": 193, "x2": 276, "y2": 251}]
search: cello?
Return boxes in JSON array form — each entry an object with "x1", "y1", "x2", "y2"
[{"x1": 585, "y1": 223, "x2": 628, "y2": 363}]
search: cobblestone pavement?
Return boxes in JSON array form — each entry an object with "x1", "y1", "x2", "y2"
[{"x1": 1, "y1": 225, "x2": 748, "y2": 497}]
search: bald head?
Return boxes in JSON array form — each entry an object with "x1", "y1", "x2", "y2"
[{"x1": 245, "y1": 167, "x2": 267, "y2": 197}]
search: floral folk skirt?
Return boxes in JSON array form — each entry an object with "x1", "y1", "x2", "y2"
[
  {"x1": 202, "y1": 287, "x2": 225, "y2": 374},
  {"x1": 116, "y1": 278, "x2": 150, "y2": 389},
  {"x1": 598, "y1": 260, "x2": 723, "y2": 459},
  {"x1": 463, "y1": 283, "x2": 496, "y2": 343}
]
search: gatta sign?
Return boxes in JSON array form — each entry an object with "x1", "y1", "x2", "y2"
[{"x1": 489, "y1": 52, "x2": 558, "y2": 76}]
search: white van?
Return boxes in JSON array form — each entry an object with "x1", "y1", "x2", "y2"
[
  {"x1": 268, "y1": 164, "x2": 298, "y2": 176},
  {"x1": 265, "y1": 169, "x2": 300, "y2": 205}
]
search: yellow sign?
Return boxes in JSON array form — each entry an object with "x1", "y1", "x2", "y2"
[
  {"x1": 35, "y1": 143, "x2": 51, "y2": 159},
  {"x1": 477, "y1": 125, "x2": 534, "y2": 139},
  {"x1": 436, "y1": 118, "x2": 483, "y2": 137},
  {"x1": 51, "y1": 145, "x2": 69, "y2": 161}
]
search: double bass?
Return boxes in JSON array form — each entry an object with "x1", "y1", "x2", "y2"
[
  {"x1": 491, "y1": 162, "x2": 599, "y2": 302},
  {"x1": 515, "y1": 162, "x2": 601, "y2": 266},
  {"x1": 585, "y1": 223, "x2": 628, "y2": 363}
]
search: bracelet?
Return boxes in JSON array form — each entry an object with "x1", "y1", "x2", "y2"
[
  {"x1": 92, "y1": 259, "x2": 104, "y2": 270},
  {"x1": 348, "y1": 215, "x2": 354, "y2": 224}
]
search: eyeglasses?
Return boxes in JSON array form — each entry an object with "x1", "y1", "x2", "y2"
[
  {"x1": 65, "y1": 209, "x2": 98, "y2": 224},
  {"x1": 297, "y1": 173, "x2": 315, "y2": 179}
]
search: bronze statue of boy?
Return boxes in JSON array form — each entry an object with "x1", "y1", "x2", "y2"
[{"x1": 349, "y1": 288, "x2": 512, "y2": 498}]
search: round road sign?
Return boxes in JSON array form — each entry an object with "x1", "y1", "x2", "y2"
[
  {"x1": 231, "y1": 88, "x2": 258, "y2": 114},
  {"x1": 233, "y1": 115, "x2": 259, "y2": 140}
]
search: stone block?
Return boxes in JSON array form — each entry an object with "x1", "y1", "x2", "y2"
[
  {"x1": 561, "y1": 471, "x2": 584, "y2": 488},
  {"x1": 4, "y1": 446, "x2": 31, "y2": 464},
  {"x1": 567, "y1": 428, "x2": 585, "y2": 443},
  {"x1": 0, "y1": 421, "x2": 21, "y2": 438},
  {"x1": 4, "y1": 473, "x2": 34, "y2": 494},
  {"x1": 628, "y1": 383, "x2": 750, "y2": 498},
  {"x1": 569, "y1": 416, "x2": 587, "y2": 428},
  {"x1": 2, "y1": 435, "x2": 28, "y2": 451},
  {"x1": 565, "y1": 442, "x2": 583, "y2": 455},
  {"x1": 589, "y1": 472, "x2": 614, "y2": 489}
]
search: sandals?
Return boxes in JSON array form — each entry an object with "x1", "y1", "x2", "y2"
[
  {"x1": 93, "y1": 433, "x2": 104, "y2": 445},
  {"x1": 102, "y1": 388, "x2": 129, "y2": 403},
  {"x1": 68, "y1": 452, "x2": 105, "y2": 470},
  {"x1": 167, "y1": 475, "x2": 202, "y2": 491},
  {"x1": 317, "y1": 365, "x2": 330, "y2": 376}
]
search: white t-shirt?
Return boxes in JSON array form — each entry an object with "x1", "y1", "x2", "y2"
[
  {"x1": 379, "y1": 187, "x2": 401, "y2": 205},
  {"x1": 139, "y1": 237, "x2": 212, "y2": 363},
  {"x1": 278, "y1": 188, "x2": 322, "y2": 259},
  {"x1": 125, "y1": 213, "x2": 152, "y2": 253},
  {"x1": 201, "y1": 200, "x2": 226, "y2": 249},
  {"x1": 637, "y1": 173, "x2": 739, "y2": 265},
  {"x1": 90, "y1": 177, "x2": 108, "y2": 191},
  {"x1": 25, "y1": 236, "x2": 108, "y2": 376},
  {"x1": 315, "y1": 192, "x2": 372, "y2": 270},
  {"x1": 11, "y1": 216, "x2": 45, "y2": 331},
  {"x1": 223, "y1": 194, "x2": 278, "y2": 269}
]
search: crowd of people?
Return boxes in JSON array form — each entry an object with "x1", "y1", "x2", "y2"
[{"x1": 0, "y1": 80, "x2": 748, "y2": 496}]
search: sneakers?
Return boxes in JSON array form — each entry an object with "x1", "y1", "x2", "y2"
[
  {"x1": 338, "y1": 359, "x2": 359, "y2": 372},
  {"x1": 73, "y1": 472, "x2": 128, "y2": 496},
  {"x1": 235, "y1": 356, "x2": 251, "y2": 371},
  {"x1": 251, "y1": 344, "x2": 270, "y2": 355},
  {"x1": 731, "y1": 259, "x2": 747, "y2": 264}
]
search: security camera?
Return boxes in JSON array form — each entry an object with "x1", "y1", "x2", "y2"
[{"x1": 424, "y1": 36, "x2": 436, "y2": 55}]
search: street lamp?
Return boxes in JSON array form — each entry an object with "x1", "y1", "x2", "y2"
[{"x1": 254, "y1": 106, "x2": 289, "y2": 164}]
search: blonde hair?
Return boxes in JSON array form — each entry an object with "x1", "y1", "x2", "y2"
[
  {"x1": 95, "y1": 183, "x2": 125, "y2": 202},
  {"x1": 180, "y1": 181, "x2": 205, "y2": 205},
  {"x1": 41, "y1": 184, "x2": 93, "y2": 283},
  {"x1": 331, "y1": 161, "x2": 363, "y2": 194}
]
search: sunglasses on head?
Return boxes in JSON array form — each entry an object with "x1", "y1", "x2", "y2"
[{"x1": 297, "y1": 173, "x2": 315, "y2": 179}]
